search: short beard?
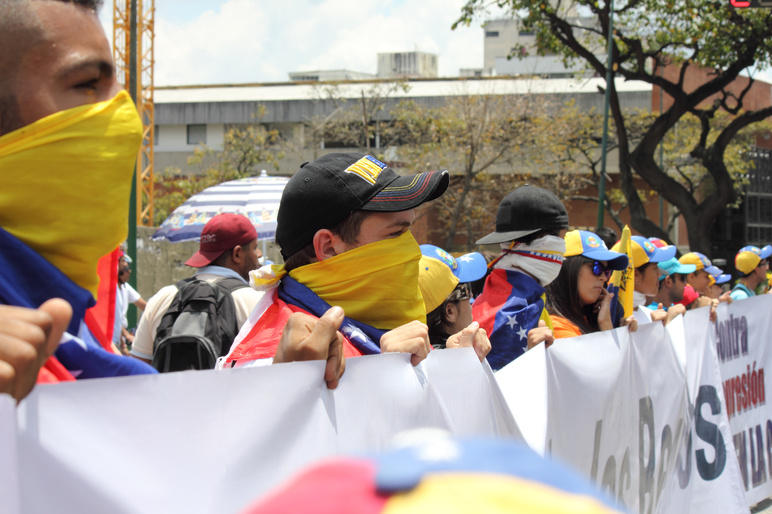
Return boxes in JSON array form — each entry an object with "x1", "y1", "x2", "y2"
[{"x1": 0, "y1": 93, "x2": 22, "y2": 137}]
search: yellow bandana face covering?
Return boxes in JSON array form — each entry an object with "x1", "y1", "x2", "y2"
[
  {"x1": 289, "y1": 231, "x2": 426, "y2": 329},
  {"x1": 0, "y1": 90, "x2": 142, "y2": 297}
]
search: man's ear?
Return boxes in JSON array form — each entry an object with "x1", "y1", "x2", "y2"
[
  {"x1": 444, "y1": 302, "x2": 458, "y2": 324},
  {"x1": 312, "y1": 229, "x2": 346, "y2": 262},
  {"x1": 230, "y1": 245, "x2": 244, "y2": 264},
  {"x1": 634, "y1": 268, "x2": 643, "y2": 286}
]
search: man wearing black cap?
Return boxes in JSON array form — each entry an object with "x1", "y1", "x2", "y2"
[
  {"x1": 221, "y1": 153, "x2": 452, "y2": 383},
  {"x1": 472, "y1": 185, "x2": 569, "y2": 370},
  {"x1": 130, "y1": 213, "x2": 263, "y2": 364}
]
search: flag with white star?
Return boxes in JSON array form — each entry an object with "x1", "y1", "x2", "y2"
[{"x1": 472, "y1": 269, "x2": 546, "y2": 370}]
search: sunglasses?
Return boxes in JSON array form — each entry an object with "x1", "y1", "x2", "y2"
[
  {"x1": 456, "y1": 282, "x2": 473, "y2": 300},
  {"x1": 591, "y1": 261, "x2": 612, "y2": 279}
]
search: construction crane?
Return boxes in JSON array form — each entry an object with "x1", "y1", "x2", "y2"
[{"x1": 113, "y1": 0, "x2": 155, "y2": 227}]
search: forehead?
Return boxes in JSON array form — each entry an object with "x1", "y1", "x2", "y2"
[{"x1": 17, "y1": 3, "x2": 110, "y2": 80}]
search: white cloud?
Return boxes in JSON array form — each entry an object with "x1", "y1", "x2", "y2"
[
  {"x1": 104, "y1": 0, "x2": 487, "y2": 86},
  {"x1": 102, "y1": 3, "x2": 771, "y2": 87}
]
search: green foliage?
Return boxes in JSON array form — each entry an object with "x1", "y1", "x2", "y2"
[
  {"x1": 386, "y1": 93, "x2": 542, "y2": 249},
  {"x1": 455, "y1": 0, "x2": 772, "y2": 252}
]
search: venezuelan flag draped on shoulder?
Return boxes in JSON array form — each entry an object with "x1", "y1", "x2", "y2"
[
  {"x1": 472, "y1": 186, "x2": 569, "y2": 370},
  {"x1": 222, "y1": 233, "x2": 426, "y2": 367}
]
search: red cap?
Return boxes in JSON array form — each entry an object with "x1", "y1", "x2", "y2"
[
  {"x1": 185, "y1": 213, "x2": 257, "y2": 268},
  {"x1": 677, "y1": 284, "x2": 699, "y2": 307}
]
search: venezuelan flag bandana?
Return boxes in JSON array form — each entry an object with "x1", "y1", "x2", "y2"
[
  {"x1": 253, "y1": 231, "x2": 426, "y2": 330},
  {"x1": 0, "y1": 90, "x2": 143, "y2": 298}
]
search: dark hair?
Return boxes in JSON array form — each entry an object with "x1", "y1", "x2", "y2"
[
  {"x1": 658, "y1": 272, "x2": 686, "y2": 291},
  {"x1": 426, "y1": 284, "x2": 470, "y2": 347},
  {"x1": 545, "y1": 255, "x2": 599, "y2": 335},
  {"x1": 283, "y1": 210, "x2": 371, "y2": 272},
  {"x1": 594, "y1": 227, "x2": 618, "y2": 250}
]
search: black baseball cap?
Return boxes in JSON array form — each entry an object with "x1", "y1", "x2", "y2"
[
  {"x1": 277, "y1": 153, "x2": 449, "y2": 259},
  {"x1": 476, "y1": 185, "x2": 569, "y2": 245}
]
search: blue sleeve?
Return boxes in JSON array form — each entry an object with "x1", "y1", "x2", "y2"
[{"x1": 56, "y1": 322, "x2": 158, "y2": 379}]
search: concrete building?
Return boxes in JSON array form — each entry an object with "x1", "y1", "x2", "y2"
[
  {"x1": 482, "y1": 14, "x2": 602, "y2": 77},
  {"x1": 153, "y1": 76, "x2": 651, "y2": 176},
  {"x1": 377, "y1": 51, "x2": 438, "y2": 78},
  {"x1": 288, "y1": 70, "x2": 375, "y2": 82}
]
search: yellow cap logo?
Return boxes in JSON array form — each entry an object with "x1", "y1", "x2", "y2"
[{"x1": 344, "y1": 155, "x2": 386, "y2": 185}]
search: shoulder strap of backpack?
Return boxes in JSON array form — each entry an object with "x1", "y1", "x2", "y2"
[{"x1": 213, "y1": 276, "x2": 250, "y2": 294}]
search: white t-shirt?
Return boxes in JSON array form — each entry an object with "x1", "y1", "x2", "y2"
[
  {"x1": 113, "y1": 282, "x2": 141, "y2": 343},
  {"x1": 130, "y1": 268, "x2": 262, "y2": 360}
]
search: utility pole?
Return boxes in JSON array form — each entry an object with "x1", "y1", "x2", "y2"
[{"x1": 596, "y1": 0, "x2": 615, "y2": 229}]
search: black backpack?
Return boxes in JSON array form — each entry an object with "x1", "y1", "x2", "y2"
[{"x1": 151, "y1": 277, "x2": 248, "y2": 373}]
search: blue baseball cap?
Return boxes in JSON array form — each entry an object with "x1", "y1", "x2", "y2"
[
  {"x1": 657, "y1": 257, "x2": 696, "y2": 279},
  {"x1": 564, "y1": 230, "x2": 628, "y2": 270},
  {"x1": 630, "y1": 235, "x2": 676, "y2": 264},
  {"x1": 420, "y1": 245, "x2": 488, "y2": 283}
]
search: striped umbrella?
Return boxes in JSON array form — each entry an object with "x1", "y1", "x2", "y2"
[{"x1": 151, "y1": 170, "x2": 289, "y2": 246}]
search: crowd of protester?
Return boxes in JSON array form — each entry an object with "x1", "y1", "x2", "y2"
[{"x1": 3, "y1": 2, "x2": 772, "y2": 511}]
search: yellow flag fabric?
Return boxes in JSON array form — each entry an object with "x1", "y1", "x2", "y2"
[
  {"x1": 252, "y1": 231, "x2": 426, "y2": 329},
  {"x1": 382, "y1": 473, "x2": 620, "y2": 514},
  {"x1": 0, "y1": 91, "x2": 143, "y2": 297},
  {"x1": 539, "y1": 294, "x2": 553, "y2": 330},
  {"x1": 608, "y1": 225, "x2": 634, "y2": 319}
]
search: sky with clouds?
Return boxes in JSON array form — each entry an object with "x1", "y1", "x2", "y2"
[
  {"x1": 99, "y1": 1, "x2": 771, "y2": 87},
  {"x1": 100, "y1": 0, "x2": 496, "y2": 86}
]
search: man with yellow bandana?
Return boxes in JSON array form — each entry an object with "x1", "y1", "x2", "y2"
[
  {"x1": 0, "y1": 0, "x2": 156, "y2": 401},
  {"x1": 221, "y1": 153, "x2": 458, "y2": 387}
]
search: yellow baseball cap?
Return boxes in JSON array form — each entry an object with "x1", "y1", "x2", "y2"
[
  {"x1": 735, "y1": 245, "x2": 772, "y2": 274},
  {"x1": 611, "y1": 235, "x2": 675, "y2": 268},
  {"x1": 418, "y1": 256, "x2": 460, "y2": 313},
  {"x1": 565, "y1": 230, "x2": 628, "y2": 270},
  {"x1": 679, "y1": 252, "x2": 722, "y2": 275}
]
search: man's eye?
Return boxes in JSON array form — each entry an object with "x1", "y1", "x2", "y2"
[{"x1": 75, "y1": 78, "x2": 99, "y2": 90}]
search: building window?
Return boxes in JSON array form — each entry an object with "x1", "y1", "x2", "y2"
[
  {"x1": 485, "y1": 31, "x2": 499, "y2": 37},
  {"x1": 154, "y1": 125, "x2": 159, "y2": 146},
  {"x1": 187, "y1": 124, "x2": 206, "y2": 145},
  {"x1": 519, "y1": 30, "x2": 535, "y2": 36}
]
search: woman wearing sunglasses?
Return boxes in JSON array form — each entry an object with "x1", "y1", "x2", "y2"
[
  {"x1": 418, "y1": 245, "x2": 490, "y2": 359},
  {"x1": 545, "y1": 230, "x2": 631, "y2": 339}
]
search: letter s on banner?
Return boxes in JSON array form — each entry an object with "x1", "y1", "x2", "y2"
[{"x1": 695, "y1": 385, "x2": 726, "y2": 480}]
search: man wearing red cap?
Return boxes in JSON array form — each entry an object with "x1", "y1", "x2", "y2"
[{"x1": 130, "y1": 213, "x2": 263, "y2": 365}]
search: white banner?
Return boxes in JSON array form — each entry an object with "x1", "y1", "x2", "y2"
[
  {"x1": 498, "y1": 305, "x2": 753, "y2": 513},
  {"x1": 6, "y1": 349, "x2": 518, "y2": 514},
  {"x1": 716, "y1": 294, "x2": 772, "y2": 507},
  {"x1": 671, "y1": 308, "x2": 749, "y2": 513},
  {"x1": 0, "y1": 395, "x2": 20, "y2": 514},
  {"x1": 5, "y1": 297, "x2": 772, "y2": 513},
  {"x1": 544, "y1": 321, "x2": 690, "y2": 514}
]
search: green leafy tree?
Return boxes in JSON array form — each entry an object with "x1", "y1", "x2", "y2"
[
  {"x1": 456, "y1": 0, "x2": 772, "y2": 253},
  {"x1": 386, "y1": 93, "x2": 540, "y2": 249},
  {"x1": 154, "y1": 108, "x2": 284, "y2": 225}
]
